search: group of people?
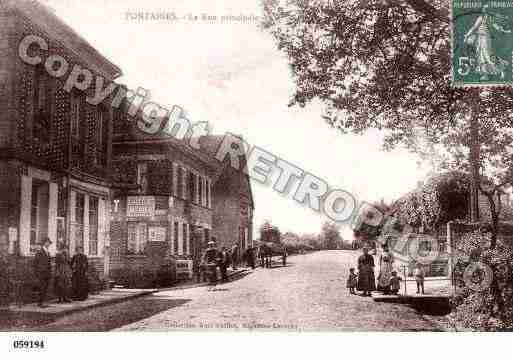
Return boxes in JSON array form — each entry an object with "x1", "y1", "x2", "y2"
[
  {"x1": 199, "y1": 241, "x2": 257, "y2": 284},
  {"x1": 346, "y1": 246, "x2": 426, "y2": 296},
  {"x1": 34, "y1": 237, "x2": 90, "y2": 308}
]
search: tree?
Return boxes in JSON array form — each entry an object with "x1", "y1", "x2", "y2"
[
  {"x1": 262, "y1": 1, "x2": 513, "y2": 327},
  {"x1": 320, "y1": 221, "x2": 342, "y2": 249},
  {"x1": 261, "y1": 0, "x2": 513, "y2": 228}
]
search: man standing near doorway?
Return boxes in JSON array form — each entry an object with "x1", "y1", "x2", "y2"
[
  {"x1": 33, "y1": 237, "x2": 52, "y2": 307},
  {"x1": 219, "y1": 246, "x2": 229, "y2": 282},
  {"x1": 231, "y1": 243, "x2": 239, "y2": 270}
]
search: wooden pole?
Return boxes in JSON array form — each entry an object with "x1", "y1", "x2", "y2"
[
  {"x1": 403, "y1": 265, "x2": 407, "y2": 296},
  {"x1": 469, "y1": 89, "x2": 481, "y2": 223}
]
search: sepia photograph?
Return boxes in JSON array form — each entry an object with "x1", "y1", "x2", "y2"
[{"x1": 1, "y1": 0, "x2": 513, "y2": 353}]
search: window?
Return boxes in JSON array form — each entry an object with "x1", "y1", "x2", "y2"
[
  {"x1": 198, "y1": 176, "x2": 203, "y2": 206},
  {"x1": 33, "y1": 67, "x2": 51, "y2": 145},
  {"x1": 70, "y1": 94, "x2": 80, "y2": 140},
  {"x1": 137, "y1": 163, "x2": 148, "y2": 194},
  {"x1": 173, "y1": 221, "x2": 179, "y2": 254},
  {"x1": 183, "y1": 223, "x2": 188, "y2": 254},
  {"x1": 75, "y1": 193, "x2": 85, "y2": 224},
  {"x1": 127, "y1": 222, "x2": 147, "y2": 255},
  {"x1": 94, "y1": 108, "x2": 109, "y2": 166},
  {"x1": 89, "y1": 196, "x2": 99, "y2": 256},
  {"x1": 73, "y1": 192, "x2": 85, "y2": 251},
  {"x1": 176, "y1": 167, "x2": 183, "y2": 199},
  {"x1": 29, "y1": 180, "x2": 50, "y2": 253},
  {"x1": 188, "y1": 172, "x2": 195, "y2": 203},
  {"x1": 182, "y1": 168, "x2": 187, "y2": 199},
  {"x1": 96, "y1": 109, "x2": 104, "y2": 165},
  {"x1": 138, "y1": 223, "x2": 147, "y2": 253},
  {"x1": 127, "y1": 223, "x2": 137, "y2": 254},
  {"x1": 30, "y1": 184, "x2": 39, "y2": 252},
  {"x1": 206, "y1": 180, "x2": 210, "y2": 208}
]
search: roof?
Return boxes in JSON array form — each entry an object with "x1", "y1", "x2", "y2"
[
  {"x1": 5, "y1": 0, "x2": 122, "y2": 79},
  {"x1": 113, "y1": 120, "x2": 255, "y2": 207}
]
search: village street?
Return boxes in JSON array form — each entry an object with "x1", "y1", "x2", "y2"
[{"x1": 17, "y1": 251, "x2": 444, "y2": 331}]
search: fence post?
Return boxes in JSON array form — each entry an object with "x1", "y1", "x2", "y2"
[{"x1": 447, "y1": 221, "x2": 454, "y2": 291}]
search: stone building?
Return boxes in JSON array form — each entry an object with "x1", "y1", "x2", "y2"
[{"x1": 0, "y1": 0, "x2": 121, "y2": 301}]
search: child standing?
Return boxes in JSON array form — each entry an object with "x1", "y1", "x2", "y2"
[
  {"x1": 347, "y1": 268, "x2": 358, "y2": 294},
  {"x1": 389, "y1": 270, "x2": 402, "y2": 295},
  {"x1": 414, "y1": 263, "x2": 425, "y2": 294}
]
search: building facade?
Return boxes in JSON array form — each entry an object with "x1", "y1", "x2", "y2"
[
  {"x1": 110, "y1": 136, "x2": 217, "y2": 282},
  {"x1": 0, "y1": 0, "x2": 121, "y2": 302},
  {"x1": 0, "y1": 1, "x2": 255, "y2": 299},
  {"x1": 110, "y1": 124, "x2": 255, "y2": 282}
]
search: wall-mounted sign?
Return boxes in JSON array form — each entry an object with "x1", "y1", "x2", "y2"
[
  {"x1": 8, "y1": 227, "x2": 17, "y2": 255},
  {"x1": 176, "y1": 259, "x2": 193, "y2": 279},
  {"x1": 127, "y1": 196, "x2": 155, "y2": 217},
  {"x1": 148, "y1": 226, "x2": 166, "y2": 242}
]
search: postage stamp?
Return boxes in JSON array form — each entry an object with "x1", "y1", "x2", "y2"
[{"x1": 452, "y1": 0, "x2": 513, "y2": 86}]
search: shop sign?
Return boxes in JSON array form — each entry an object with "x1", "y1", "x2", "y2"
[{"x1": 127, "y1": 196, "x2": 155, "y2": 217}]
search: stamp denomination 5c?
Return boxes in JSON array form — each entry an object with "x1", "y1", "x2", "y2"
[{"x1": 452, "y1": 1, "x2": 513, "y2": 86}]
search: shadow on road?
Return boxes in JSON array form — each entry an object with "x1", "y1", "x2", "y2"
[
  {"x1": 258, "y1": 264, "x2": 294, "y2": 270},
  {"x1": 2, "y1": 297, "x2": 191, "y2": 332},
  {"x1": 0, "y1": 310, "x2": 56, "y2": 330},
  {"x1": 409, "y1": 299, "x2": 452, "y2": 316}
]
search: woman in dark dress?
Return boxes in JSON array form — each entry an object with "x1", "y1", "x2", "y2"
[
  {"x1": 71, "y1": 246, "x2": 89, "y2": 301},
  {"x1": 54, "y1": 243, "x2": 72, "y2": 303},
  {"x1": 357, "y1": 246, "x2": 376, "y2": 296}
]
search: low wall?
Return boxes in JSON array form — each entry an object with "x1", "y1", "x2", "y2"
[
  {"x1": 0, "y1": 255, "x2": 106, "y2": 305},
  {"x1": 109, "y1": 255, "x2": 176, "y2": 289}
]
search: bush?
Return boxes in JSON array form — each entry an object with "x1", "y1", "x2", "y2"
[
  {"x1": 450, "y1": 231, "x2": 513, "y2": 331},
  {"x1": 110, "y1": 264, "x2": 176, "y2": 289}
]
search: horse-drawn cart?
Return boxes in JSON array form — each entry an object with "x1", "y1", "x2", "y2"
[{"x1": 255, "y1": 240, "x2": 287, "y2": 268}]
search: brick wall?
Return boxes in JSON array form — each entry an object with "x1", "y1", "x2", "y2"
[
  {"x1": 0, "y1": 7, "x2": 17, "y2": 148},
  {"x1": 212, "y1": 169, "x2": 241, "y2": 249},
  {"x1": 0, "y1": 160, "x2": 22, "y2": 237},
  {"x1": 0, "y1": 254, "x2": 106, "y2": 305},
  {"x1": 3, "y1": 8, "x2": 116, "y2": 179}
]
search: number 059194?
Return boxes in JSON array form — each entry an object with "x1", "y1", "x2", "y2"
[{"x1": 13, "y1": 340, "x2": 45, "y2": 349}]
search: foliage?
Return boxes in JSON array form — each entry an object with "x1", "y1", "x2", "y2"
[
  {"x1": 281, "y1": 232, "x2": 317, "y2": 253},
  {"x1": 277, "y1": 223, "x2": 347, "y2": 253},
  {"x1": 261, "y1": 0, "x2": 513, "y2": 196},
  {"x1": 391, "y1": 171, "x2": 470, "y2": 230},
  {"x1": 261, "y1": 0, "x2": 513, "y2": 230},
  {"x1": 450, "y1": 231, "x2": 513, "y2": 331},
  {"x1": 320, "y1": 221, "x2": 343, "y2": 249}
]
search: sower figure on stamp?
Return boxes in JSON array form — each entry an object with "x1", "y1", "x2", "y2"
[
  {"x1": 71, "y1": 246, "x2": 89, "y2": 301},
  {"x1": 464, "y1": 4, "x2": 511, "y2": 80},
  {"x1": 33, "y1": 237, "x2": 52, "y2": 308}
]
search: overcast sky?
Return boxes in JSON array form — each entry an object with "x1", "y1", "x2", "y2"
[{"x1": 44, "y1": 0, "x2": 430, "y2": 240}]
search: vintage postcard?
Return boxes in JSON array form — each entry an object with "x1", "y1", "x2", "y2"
[{"x1": 1, "y1": 0, "x2": 513, "y2": 347}]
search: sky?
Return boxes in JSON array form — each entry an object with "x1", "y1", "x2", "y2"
[{"x1": 44, "y1": 0, "x2": 431, "y2": 240}]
